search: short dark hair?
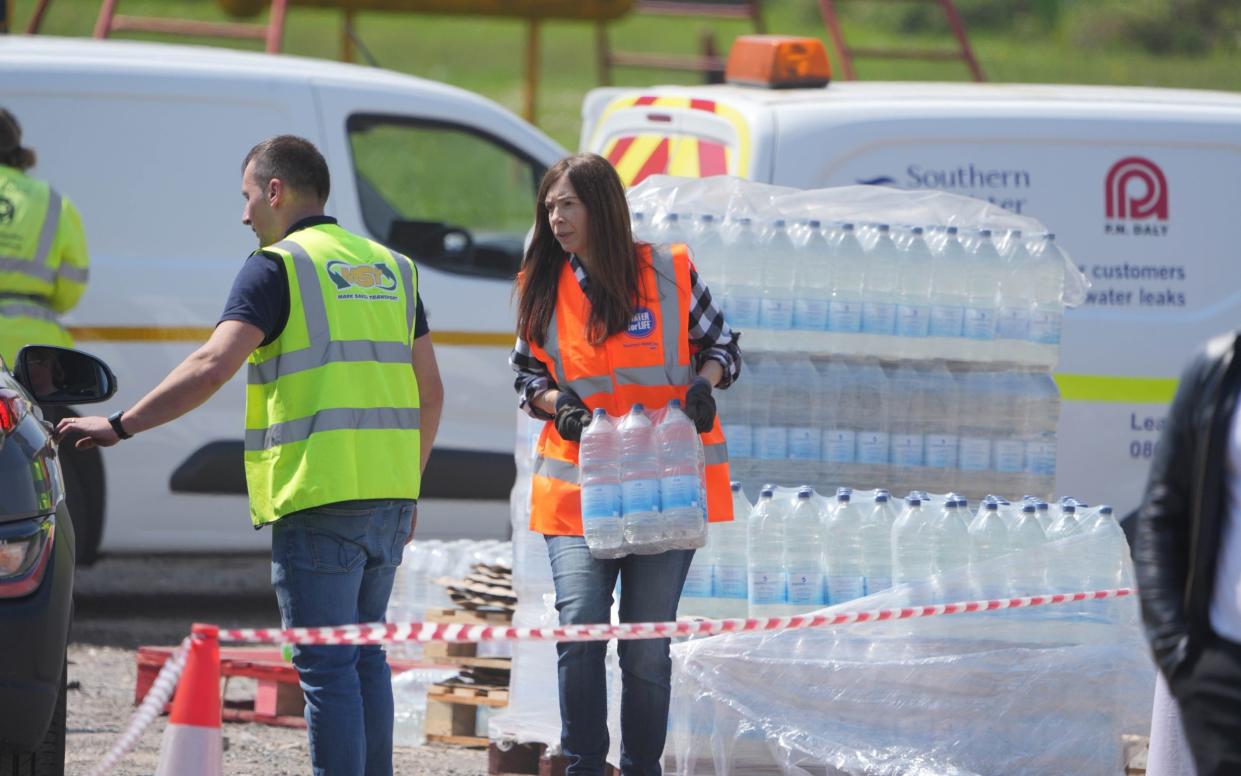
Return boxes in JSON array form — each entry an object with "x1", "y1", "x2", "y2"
[
  {"x1": 0, "y1": 108, "x2": 36, "y2": 171},
  {"x1": 242, "y1": 135, "x2": 330, "y2": 203}
]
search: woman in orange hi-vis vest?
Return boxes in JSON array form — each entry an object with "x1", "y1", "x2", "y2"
[{"x1": 510, "y1": 153, "x2": 742, "y2": 775}]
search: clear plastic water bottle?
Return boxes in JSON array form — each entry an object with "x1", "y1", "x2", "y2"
[
  {"x1": 1009, "y1": 502, "x2": 1048, "y2": 594},
  {"x1": 961, "y1": 228, "x2": 1002, "y2": 359},
  {"x1": 1032, "y1": 498, "x2": 1054, "y2": 532},
  {"x1": 785, "y1": 488, "x2": 827, "y2": 613},
  {"x1": 653, "y1": 211, "x2": 689, "y2": 247},
  {"x1": 631, "y1": 210, "x2": 652, "y2": 242},
  {"x1": 895, "y1": 226, "x2": 934, "y2": 345},
  {"x1": 747, "y1": 487, "x2": 789, "y2": 617},
  {"x1": 720, "y1": 217, "x2": 762, "y2": 329},
  {"x1": 968, "y1": 497, "x2": 1011, "y2": 595},
  {"x1": 579, "y1": 408, "x2": 625, "y2": 557},
  {"x1": 620, "y1": 404, "x2": 663, "y2": 551},
  {"x1": 793, "y1": 219, "x2": 832, "y2": 344},
  {"x1": 928, "y1": 225, "x2": 969, "y2": 352},
  {"x1": 1083, "y1": 505, "x2": 1129, "y2": 590},
  {"x1": 828, "y1": 223, "x2": 865, "y2": 335},
  {"x1": 679, "y1": 542, "x2": 715, "y2": 617},
  {"x1": 1024, "y1": 372, "x2": 1059, "y2": 499},
  {"x1": 996, "y1": 229, "x2": 1034, "y2": 346},
  {"x1": 955, "y1": 370, "x2": 994, "y2": 499},
  {"x1": 752, "y1": 355, "x2": 789, "y2": 484},
  {"x1": 820, "y1": 359, "x2": 858, "y2": 484},
  {"x1": 891, "y1": 494, "x2": 934, "y2": 587},
  {"x1": 887, "y1": 362, "x2": 925, "y2": 470},
  {"x1": 861, "y1": 224, "x2": 900, "y2": 338},
  {"x1": 714, "y1": 482, "x2": 751, "y2": 617},
  {"x1": 760, "y1": 219, "x2": 797, "y2": 331},
  {"x1": 784, "y1": 354, "x2": 822, "y2": 485},
  {"x1": 853, "y1": 359, "x2": 890, "y2": 486},
  {"x1": 1028, "y1": 233, "x2": 1066, "y2": 349},
  {"x1": 860, "y1": 490, "x2": 896, "y2": 595},
  {"x1": 992, "y1": 370, "x2": 1028, "y2": 485},
  {"x1": 690, "y1": 213, "x2": 725, "y2": 286},
  {"x1": 934, "y1": 497, "x2": 973, "y2": 581},
  {"x1": 656, "y1": 399, "x2": 707, "y2": 550},
  {"x1": 1048, "y1": 501, "x2": 1080, "y2": 540},
  {"x1": 824, "y1": 489, "x2": 866, "y2": 604},
  {"x1": 922, "y1": 361, "x2": 960, "y2": 492}
]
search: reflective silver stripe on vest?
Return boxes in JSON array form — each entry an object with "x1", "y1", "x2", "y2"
[
  {"x1": 0, "y1": 190, "x2": 63, "y2": 281},
  {"x1": 565, "y1": 374, "x2": 612, "y2": 398},
  {"x1": 58, "y1": 263, "x2": 89, "y2": 284},
  {"x1": 245, "y1": 406, "x2": 420, "y2": 452},
  {"x1": 614, "y1": 365, "x2": 676, "y2": 387},
  {"x1": 248, "y1": 340, "x2": 413, "y2": 385},
  {"x1": 532, "y1": 454, "x2": 579, "y2": 485},
  {"x1": 703, "y1": 442, "x2": 729, "y2": 466},
  {"x1": 543, "y1": 307, "x2": 570, "y2": 388},
  {"x1": 0, "y1": 301, "x2": 58, "y2": 322},
  {"x1": 391, "y1": 249, "x2": 416, "y2": 339},
  {"x1": 651, "y1": 246, "x2": 694, "y2": 385},
  {"x1": 278, "y1": 239, "x2": 331, "y2": 344}
]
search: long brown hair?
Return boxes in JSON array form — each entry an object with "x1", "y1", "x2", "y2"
[{"x1": 517, "y1": 153, "x2": 642, "y2": 347}]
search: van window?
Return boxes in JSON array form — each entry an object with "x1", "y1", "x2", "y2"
[{"x1": 348, "y1": 115, "x2": 543, "y2": 279}]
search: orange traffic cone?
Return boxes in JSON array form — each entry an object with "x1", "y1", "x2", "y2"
[{"x1": 155, "y1": 623, "x2": 223, "y2": 776}]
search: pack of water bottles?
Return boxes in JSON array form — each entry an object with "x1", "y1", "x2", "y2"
[
  {"x1": 679, "y1": 482, "x2": 1136, "y2": 622},
  {"x1": 628, "y1": 175, "x2": 1088, "y2": 367},
  {"x1": 580, "y1": 400, "x2": 709, "y2": 559}
]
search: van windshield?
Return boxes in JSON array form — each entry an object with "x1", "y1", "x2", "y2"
[{"x1": 348, "y1": 115, "x2": 543, "y2": 279}]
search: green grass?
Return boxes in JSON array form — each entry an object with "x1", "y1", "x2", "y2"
[{"x1": 14, "y1": 0, "x2": 1241, "y2": 149}]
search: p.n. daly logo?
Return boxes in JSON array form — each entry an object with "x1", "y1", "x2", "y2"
[
  {"x1": 326, "y1": 260, "x2": 399, "y2": 301},
  {"x1": 1104, "y1": 157, "x2": 1168, "y2": 237}
]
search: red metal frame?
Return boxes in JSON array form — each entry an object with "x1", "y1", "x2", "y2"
[
  {"x1": 28, "y1": 0, "x2": 288, "y2": 53},
  {"x1": 817, "y1": 0, "x2": 986, "y2": 82}
]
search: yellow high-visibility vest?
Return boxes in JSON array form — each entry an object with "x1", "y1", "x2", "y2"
[{"x1": 244, "y1": 223, "x2": 421, "y2": 527}]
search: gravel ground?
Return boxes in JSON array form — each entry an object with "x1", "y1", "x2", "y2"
[{"x1": 68, "y1": 555, "x2": 488, "y2": 775}]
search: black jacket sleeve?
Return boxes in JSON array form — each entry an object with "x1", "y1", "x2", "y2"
[{"x1": 1134, "y1": 346, "x2": 1210, "y2": 690}]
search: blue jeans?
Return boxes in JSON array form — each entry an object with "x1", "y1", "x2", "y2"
[
  {"x1": 546, "y1": 535, "x2": 694, "y2": 776},
  {"x1": 271, "y1": 499, "x2": 415, "y2": 776}
]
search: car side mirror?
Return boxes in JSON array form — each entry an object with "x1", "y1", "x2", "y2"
[{"x1": 13, "y1": 345, "x2": 118, "y2": 405}]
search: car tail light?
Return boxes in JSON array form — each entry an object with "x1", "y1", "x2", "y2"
[
  {"x1": 0, "y1": 516, "x2": 55, "y2": 599},
  {"x1": 0, "y1": 389, "x2": 27, "y2": 435}
]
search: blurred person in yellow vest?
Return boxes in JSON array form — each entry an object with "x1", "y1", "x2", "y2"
[{"x1": 0, "y1": 107, "x2": 90, "y2": 366}]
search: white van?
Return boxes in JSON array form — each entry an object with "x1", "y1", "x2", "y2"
[
  {"x1": 1, "y1": 37, "x2": 564, "y2": 554},
  {"x1": 580, "y1": 44, "x2": 1241, "y2": 517}
]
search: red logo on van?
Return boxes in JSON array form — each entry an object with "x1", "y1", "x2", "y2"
[{"x1": 1105, "y1": 157, "x2": 1168, "y2": 220}]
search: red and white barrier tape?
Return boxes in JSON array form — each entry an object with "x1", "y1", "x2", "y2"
[
  {"x1": 84, "y1": 635, "x2": 191, "y2": 776},
  {"x1": 218, "y1": 588, "x2": 1134, "y2": 647}
]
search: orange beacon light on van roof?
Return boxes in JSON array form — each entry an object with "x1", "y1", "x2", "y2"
[{"x1": 725, "y1": 35, "x2": 832, "y2": 89}]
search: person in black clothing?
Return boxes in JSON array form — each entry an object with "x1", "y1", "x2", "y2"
[{"x1": 1135, "y1": 329, "x2": 1241, "y2": 776}]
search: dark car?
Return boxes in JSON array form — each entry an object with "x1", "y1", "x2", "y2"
[{"x1": 0, "y1": 345, "x2": 116, "y2": 776}]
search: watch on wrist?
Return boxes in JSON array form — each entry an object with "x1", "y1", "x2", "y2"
[{"x1": 108, "y1": 410, "x2": 133, "y2": 440}]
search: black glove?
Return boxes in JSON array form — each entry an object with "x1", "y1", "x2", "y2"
[
  {"x1": 683, "y1": 376, "x2": 716, "y2": 433},
  {"x1": 554, "y1": 392, "x2": 592, "y2": 442}
]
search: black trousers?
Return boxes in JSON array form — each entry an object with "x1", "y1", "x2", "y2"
[{"x1": 1176, "y1": 633, "x2": 1241, "y2": 776}]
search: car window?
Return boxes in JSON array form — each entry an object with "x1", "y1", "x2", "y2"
[{"x1": 348, "y1": 115, "x2": 543, "y2": 280}]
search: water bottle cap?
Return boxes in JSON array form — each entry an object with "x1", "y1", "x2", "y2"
[
  {"x1": 759, "y1": 488, "x2": 774, "y2": 499},
  {"x1": 630, "y1": 403, "x2": 645, "y2": 413},
  {"x1": 669, "y1": 399, "x2": 682, "y2": 409},
  {"x1": 905, "y1": 496, "x2": 922, "y2": 506},
  {"x1": 737, "y1": 216, "x2": 752, "y2": 226},
  {"x1": 946, "y1": 226, "x2": 959, "y2": 235},
  {"x1": 836, "y1": 486, "x2": 852, "y2": 496},
  {"x1": 592, "y1": 408, "x2": 607, "y2": 417},
  {"x1": 1100, "y1": 505, "x2": 1113, "y2": 515},
  {"x1": 1046, "y1": 233, "x2": 1056, "y2": 241},
  {"x1": 979, "y1": 228, "x2": 992, "y2": 238},
  {"x1": 956, "y1": 498, "x2": 969, "y2": 509},
  {"x1": 773, "y1": 218, "x2": 786, "y2": 228},
  {"x1": 807, "y1": 219, "x2": 821, "y2": 229},
  {"x1": 1022, "y1": 504, "x2": 1036, "y2": 513},
  {"x1": 836, "y1": 492, "x2": 850, "y2": 503},
  {"x1": 910, "y1": 226, "x2": 924, "y2": 235},
  {"x1": 799, "y1": 490, "x2": 814, "y2": 500},
  {"x1": 841, "y1": 222, "x2": 855, "y2": 232},
  {"x1": 1010, "y1": 229, "x2": 1022, "y2": 238},
  {"x1": 876, "y1": 488, "x2": 890, "y2": 495},
  {"x1": 665, "y1": 213, "x2": 679, "y2": 222},
  {"x1": 1063, "y1": 504, "x2": 1076, "y2": 514},
  {"x1": 985, "y1": 500, "x2": 998, "y2": 511},
  {"x1": 875, "y1": 493, "x2": 888, "y2": 503},
  {"x1": 701, "y1": 214, "x2": 715, "y2": 223},
  {"x1": 1036, "y1": 501, "x2": 1048, "y2": 510},
  {"x1": 730, "y1": 481, "x2": 742, "y2": 492}
]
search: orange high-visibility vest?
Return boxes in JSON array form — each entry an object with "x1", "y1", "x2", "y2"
[{"x1": 526, "y1": 242, "x2": 733, "y2": 537}]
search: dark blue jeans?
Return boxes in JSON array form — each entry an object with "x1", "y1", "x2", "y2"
[
  {"x1": 546, "y1": 535, "x2": 694, "y2": 776},
  {"x1": 271, "y1": 499, "x2": 415, "y2": 776}
]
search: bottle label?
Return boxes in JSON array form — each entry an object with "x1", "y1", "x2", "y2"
[
  {"x1": 861, "y1": 301, "x2": 896, "y2": 335},
  {"x1": 994, "y1": 439, "x2": 1025, "y2": 473},
  {"x1": 715, "y1": 564, "x2": 747, "y2": 599},
  {"x1": 925, "y1": 434, "x2": 960, "y2": 469},
  {"x1": 929, "y1": 304, "x2": 964, "y2": 337},
  {"x1": 727, "y1": 295, "x2": 761, "y2": 328},
  {"x1": 581, "y1": 483, "x2": 621, "y2": 521},
  {"x1": 827, "y1": 575, "x2": 866, "y2": 605},
  {"x1": 681, "y1": 564, "x2": 712, "y2": 598},
  {"x1": 963, "y1": 308, "x2": 996, "y2": 340},
  {"x1": 857, "y1": 431, "x2": 890, "y2": 465},
  {"x1": 788, "y1": 427, "x2": 821, "y2": 460},
  {"x1": 722, "y1": 423, "x2": 753, "y2": 458},
  {"x1": 622, "y1": 479, "x2": 660, "y2": 514},
  {"x1": 660, "y1": 475, "x2": 702, "y2": 510},
  {"x1": 959, "y1": 437, "x2": 992, "y2": 471},
  {"x1": 1026, "y1": 440, "x2": 1057, "y2": 475},
  {"x1": 1029, "y1": 310, "x2": 1062, "y2": 344},
  {"x1": 748, "y1": 568, "x2": 787, "y2": 604},
  {"x1": 793, "y1": 299, "x2": 829, "y2": 331},
  {"x1": 759, "y1": 298, "x2": 794, "y2": 330},
  {"x1": 824, "y1": 428, "x2": 856, "y2": 464},
  {"x1": 891, "y1": 433, "x2": 924, "y2": 467},
  {"x1": 756, "y1": 426, "x2": 788, "y2": 460},
  {"x1": 896, "y1": 304, "x2": 930, "y2": 337},
  {"x1": 787, "y1": 570, "x2": 826, "y2": 606},
  {"x1": 829, "y1": 300, "x2": 862, "y2": 333},
  {"x1": 996, "y1": 308, "x2": 1030, "y2": 340}
]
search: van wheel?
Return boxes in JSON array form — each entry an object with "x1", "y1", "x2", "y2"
[
  {"x1": 0, "y1": 660, "x2": 66, "y2": 776},
  {"x1": 42, "y1": 407, "x2": 105, "y2": 566}
]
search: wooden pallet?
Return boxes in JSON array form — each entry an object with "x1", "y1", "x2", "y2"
[
  {"x1": 424, "y1": 606, "x2": 514, "y2": 747},
  {"x1": 135, "y1": 646, "x2": 443, "y2": 729}
]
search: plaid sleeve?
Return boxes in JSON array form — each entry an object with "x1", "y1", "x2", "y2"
[
  {"x1": 687, "y1": 267, "x2": 742, "y2": 389},
  {"x1": 510, "y1": 336, "x2": 557, "y2": 420}
]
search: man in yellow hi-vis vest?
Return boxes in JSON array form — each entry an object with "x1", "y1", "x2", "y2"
[
  {"x1": 0, "y1": 107, "x2": 90, "y2": 365},
  {"x1": 59, "y1": 135, "x2": 445, "y2": 776}
]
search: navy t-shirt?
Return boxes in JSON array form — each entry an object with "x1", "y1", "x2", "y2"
[{"x1": 219, "y1": 216, "x2": 429, "y2": 346}]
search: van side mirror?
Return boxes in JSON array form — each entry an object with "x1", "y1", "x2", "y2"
[{"x1": 13, "y1": 345, "x2": 118, "y2": 406}]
